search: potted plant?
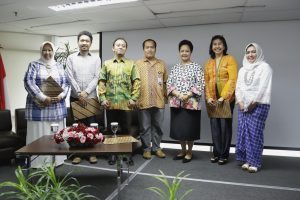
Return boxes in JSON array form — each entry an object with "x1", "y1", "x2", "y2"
[
  {"x1": 0, "y1": 163, "x2": 98, "y2": 199},
  {"x1": 147, "y1": 170, "x2": 193, "y2": 200},
  {"x1": 54, "y1": 42, "x2": 76, "y2": 68}
]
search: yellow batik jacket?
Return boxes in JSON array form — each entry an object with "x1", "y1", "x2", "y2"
[{"x1": 204, "y1": 54, "x2": 238, "y2": 102}]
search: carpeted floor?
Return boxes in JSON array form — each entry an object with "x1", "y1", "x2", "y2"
[{"x1": 1, "y1": 149, "x2": 300, "y2": 200}]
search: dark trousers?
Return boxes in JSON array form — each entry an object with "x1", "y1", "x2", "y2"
[
  {"x1": 106, "y1": 110, "x2": 134, "y2": 164},
  {"x1": 210, "y1": 101, "x2": 235, "y2": 159},
  {"x1": 106, "y1": 110, "x2": 132, "y2": 135}
]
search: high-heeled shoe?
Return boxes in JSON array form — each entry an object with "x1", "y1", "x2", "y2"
[
  {"x1": 210, "y1": 157, "x2": 219, "y2": 163},
  {"x1": 182, "y1": 155, "x2": 192, "y2": 163},
  {"x1": 218, "y1": 158, "x2": 228, "y2": 165},
  {"x1": 173, "y1": 153, "x2": 186, "y2": 160}
]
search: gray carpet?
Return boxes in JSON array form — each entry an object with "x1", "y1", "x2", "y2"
[
  {"x1": 0, "y1": 148, "x2": 300, "y2": 200},
  {"x1": 116, "y1": 175, "x2": 300, "y2": 200}
]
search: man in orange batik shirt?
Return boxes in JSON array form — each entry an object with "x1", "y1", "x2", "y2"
[{"x1": 136, "y1": 39, "x2": 168, "y2": 160}]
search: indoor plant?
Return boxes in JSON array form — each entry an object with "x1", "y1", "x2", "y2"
[
  {"x1": 54, "y1": 42, "x2": 76, "y2": 68},
  {"x1": 147, "y1": 170, "x2": 193, "y2": 200},
  {"x1": 0, "y1": 164, "x2": 98, "y2": 200}
]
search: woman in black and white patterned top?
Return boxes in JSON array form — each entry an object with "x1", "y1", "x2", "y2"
[{"x1": 167, "y1": 40, "x2": 205, "y2": 163}]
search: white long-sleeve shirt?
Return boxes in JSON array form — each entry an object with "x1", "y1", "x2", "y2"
[
  {"x1": 66, "y1": 52, "x2": 101, "y2": 98},
  {"x1": 236, "y1": 62, "x2": 272, "y2": 109}
]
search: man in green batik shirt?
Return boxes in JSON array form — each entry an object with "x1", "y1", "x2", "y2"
[{"x1": 98, "y1": 37, "x2": 140, "y2": 165}]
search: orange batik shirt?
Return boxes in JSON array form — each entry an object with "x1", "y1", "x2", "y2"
[
  {"x1": 204, "y1": 54, "x2": 238, "y2": 102},
  {"x1": 136, "y1": 58, "x2": 168, "y2": 109}
]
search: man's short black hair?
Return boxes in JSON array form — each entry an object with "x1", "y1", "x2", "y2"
[
  {"x1": 77, "y1": 31, "x2": 93, "y2": 42},
  {"x1": 142, "y1": 39, "x2": 157, "y2": 49},
  {"x1": 113, "y1": 37, "x2": 128, "y2": 48}
]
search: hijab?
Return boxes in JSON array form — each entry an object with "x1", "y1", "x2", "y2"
[
  {"x1": 242, "y1": 43, "x2": 265, "y2": 71},
  {"x1": 37, "y1": 41, "x2": 56, "y2": 67}
]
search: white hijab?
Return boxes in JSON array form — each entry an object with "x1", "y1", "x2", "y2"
[
  {"x1": 242, "y1": 43, "x2": 265, "y2": 71},
  {"x1": 37, "y1": 41, "x2": 56, "y2": 67}
]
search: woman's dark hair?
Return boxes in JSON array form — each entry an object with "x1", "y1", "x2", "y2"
[
  {"x1": 178, "y1": 40, "x2": 193, "y2": 52},
  {"x1": 142, "y1": 39, "x2": 157, "y2": 49},
  {"x1": 209, "y1": 35, "x2": 228, "y2": 59},
  {"x1": 77, "y1": 31, "x2": 93, "y2": 42},
  {"x1": 113, "y1": 37, "x2": 128, "y2": 48}
]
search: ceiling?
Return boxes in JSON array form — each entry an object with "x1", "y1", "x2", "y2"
[{"x1": 0, "y1": 0, "x2": 300, "y2": 36}]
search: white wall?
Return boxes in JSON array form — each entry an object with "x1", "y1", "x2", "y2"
[
  {"x1": 102, "y1": 20, "x2": 300, "y2": 148},
  {"x1": 0, "y1": 32, "x2": 51, "y2": 122}
]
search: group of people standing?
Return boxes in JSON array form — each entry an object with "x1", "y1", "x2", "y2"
[{"x1": 24, "y1": 31, "x2": 272, "y2": 173}]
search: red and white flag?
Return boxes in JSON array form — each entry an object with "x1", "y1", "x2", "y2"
[{"x1": 0, "y1": 54, "x2": 10, "y2": 110}]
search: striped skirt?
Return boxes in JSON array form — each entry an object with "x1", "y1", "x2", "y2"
[{"x1": 235, "y1": 104, "x2": 270, "y2": 168}]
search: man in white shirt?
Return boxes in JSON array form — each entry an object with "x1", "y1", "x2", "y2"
[{"x1": 66, "y1": 30, "x2": 101, "y2": 165}]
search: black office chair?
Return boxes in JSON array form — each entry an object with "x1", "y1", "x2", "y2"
[
  {"x1": 15, "y1": 108, "x2": 27, "y2": 146},
  {"x1": 0, "y1": 110, "x2": 24, "y2": 162}
]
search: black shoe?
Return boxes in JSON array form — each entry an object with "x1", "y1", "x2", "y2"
[
  {"x1": 128, "y1": 158, "x2": 134, "y2": 166},
  {"x1": 182, "y1": 156, "x2": 192, "y2": 163},
  {"x1": 218, "y1": 158, "x2": 228, "y2": 165},
  {"x1": 173, "y1": 154, "x2": 185, "y2": 160},
  {"x1": 210, "y1": 157, "x2": 219, "y2": 163},
  {"x1": 108, "y1": 155, "x2": 116, "y2": 165}
]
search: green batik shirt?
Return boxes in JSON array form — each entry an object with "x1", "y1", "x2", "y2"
[{"x1": 98, "y1": 57, "x2": 140, "y2": 110}]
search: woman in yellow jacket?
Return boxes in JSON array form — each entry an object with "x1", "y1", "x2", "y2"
[{"x1": 204, "y1": 35, "x2": 237, "y2": 165}]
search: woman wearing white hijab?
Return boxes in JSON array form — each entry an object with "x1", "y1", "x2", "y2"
[
  {"x1": 24, "y1": 41, "x2": 70, "y2": 168},
  {"x1": 235, "y1": 43, "x2": 272, "y2": 173}
]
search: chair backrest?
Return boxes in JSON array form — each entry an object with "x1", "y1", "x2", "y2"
[
  {"x1": 0, "y1": 109, "x2": 12, "y2": 131},
  {"x1": 15, "y1": 108, "x2": 27, "y2": 138}
]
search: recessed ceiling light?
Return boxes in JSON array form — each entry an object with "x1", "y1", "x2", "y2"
[{"x1": 49, "y1": 0, "x2": 139, "y2": 11}]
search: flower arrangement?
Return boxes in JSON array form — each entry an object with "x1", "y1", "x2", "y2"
[{"x1": 53, "y1": 123, "x2": 104, "y2": 147}]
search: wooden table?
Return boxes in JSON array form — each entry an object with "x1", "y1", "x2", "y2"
[{"x1": 16, "y1": 135, "x2": 134, "y2": 200}]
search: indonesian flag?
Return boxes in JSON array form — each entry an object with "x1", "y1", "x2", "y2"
[{"x1": 0, "y1": 54, "x2": 9, "y2": 110}]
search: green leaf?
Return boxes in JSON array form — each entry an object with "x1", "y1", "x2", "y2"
[
  {"x1": 179, "y1": 189, "x2": 193, "y2": 200},
  {"x1": 147, "y1": 170, "x2": 192, "y2": 200},
  {"x1": 147, "y1": 187, "x2": 168, "y2": 199},
  {"x1": 0, "y1": 163, "x2": 97, "y2": 200}
]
